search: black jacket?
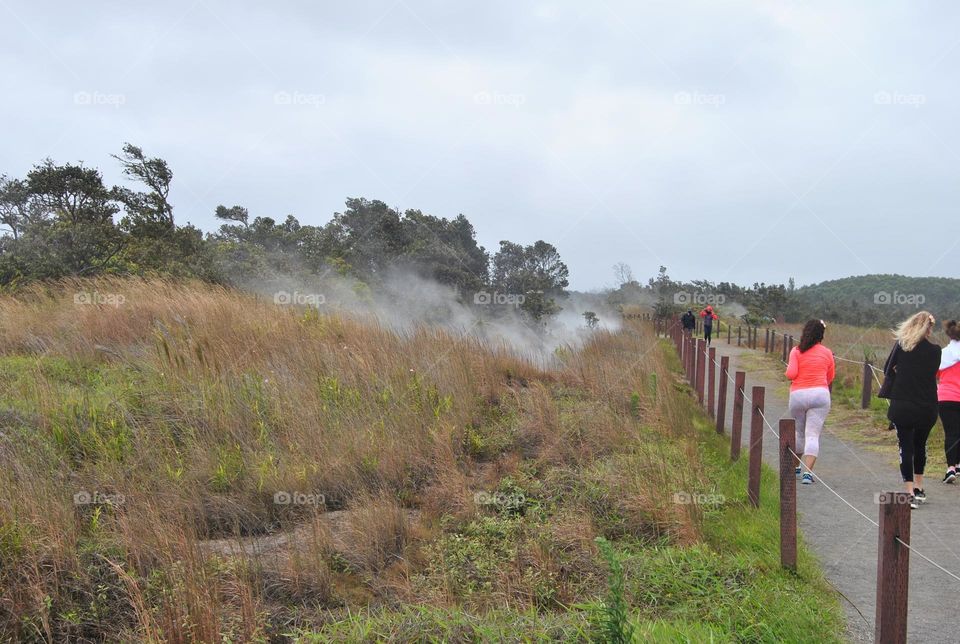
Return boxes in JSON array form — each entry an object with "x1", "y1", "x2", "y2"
[{"x1": 887, "y1": 338, "x2": 941, "y2": 407}]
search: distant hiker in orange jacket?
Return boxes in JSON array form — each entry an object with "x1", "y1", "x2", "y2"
[{"x1": 699, "y1": 306, "x2": 718, "y2": 345}]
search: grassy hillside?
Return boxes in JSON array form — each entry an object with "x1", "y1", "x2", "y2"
[
  {"x1": 796, "y1": 274, "x2": 960, "y2": 326},
  {"x1": 0, "y1": 278, "x2": 843, "y2": 642}
]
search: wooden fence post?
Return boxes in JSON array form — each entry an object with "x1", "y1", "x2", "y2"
[
  {"x1": 782, "y1": 333, "x2": 789, "y2": 363},
  {"x1": 748, "y1": 386, "x2": 764, "y2": 507},
  {"x1": 764, "y1": 328, "x2": 770, "y2": 353},
  {"x1": 861, "y1": 361, "x2": 873, "y2": 409},
  {"x1": 727, "y1": 324, "x2": 731, "y2": 344},
  {"x1": 731, "y1": 371, "x2": 746, "y2": 460},
  {"x1": 737, "y1": 326, "x2": 742, "y2": 346},
  {"x1": 716, "y1": 356, "x2": 729, "y2": 434},
  {"x1": 695, "y1": 339, "x2": 706, "y2": 405},
  {"x1": 875, "y1": 491, "x2": 911, "y2": 644},
  {"x1": 707, "y1": 347, "x2": 716, "y2": 417},
  {"x1": 779, "y1": 418, "x2": 797, "y2": 571},
  {"x1": 680, "y1": 330, "x2": 686, "y2": 371}
]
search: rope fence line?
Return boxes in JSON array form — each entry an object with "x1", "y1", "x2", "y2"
[
  {"x1": 705, "y1": 338, "x2": 960, "y2": 583},
  {"x1": 711, "y1": 349, "x2": 882, "y2": 529},
  {"x1": 654, "y1": 316, "x2": 960, "y2": 641}
]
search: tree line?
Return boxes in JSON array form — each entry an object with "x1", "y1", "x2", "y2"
[
  {"x1": 611, "y1": 265, "x2": 960, "y2": 328},
  {"x1": 0, "y1": 144, "x2": 569, "y2": 321}
]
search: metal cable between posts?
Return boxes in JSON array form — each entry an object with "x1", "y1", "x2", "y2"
[
  {"x1": 833, "y1": 354, "x2": 885, "y2": 387},
  {"x1": 709, "y1": 348, "x2": 876, "y2": 523},
  {"x1": 696, "y1": 344, "x2": 960, "y2": 586},
  {"x1": 897, "y1": 539, "x2": 960, "y2": 583}
]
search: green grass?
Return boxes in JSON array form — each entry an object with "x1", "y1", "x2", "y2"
[
  {"x1": 0, "y1": 338, "x2": 845, "y2": 642},
  {"x1": 293, "y1": 374, "x2": 845, "y2": 643}
]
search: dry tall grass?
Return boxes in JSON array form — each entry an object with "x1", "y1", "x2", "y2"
[{"x1": 0, "y1": 278, "x2": 705, "y2": 641}]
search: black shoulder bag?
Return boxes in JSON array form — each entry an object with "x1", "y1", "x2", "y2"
[{"x1": 877, "y1": 341, "x2": 900, "y2": 399}]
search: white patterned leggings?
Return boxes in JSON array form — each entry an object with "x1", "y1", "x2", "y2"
[{"x1": 788, "y1": 386, "x2": 832, "y2": 458}]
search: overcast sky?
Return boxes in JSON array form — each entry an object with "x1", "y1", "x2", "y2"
[{"x1": 2, "y1": 1, "x2": 959, "y2": 290}]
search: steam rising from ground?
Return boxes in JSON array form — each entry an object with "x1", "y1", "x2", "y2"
[{"x1": 242, "y1": 270, "x2": 622, "y2": 364}]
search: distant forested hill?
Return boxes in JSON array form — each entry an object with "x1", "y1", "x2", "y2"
[{"x1": 795, "y1": 274, "x2": 960, "y2": 327}]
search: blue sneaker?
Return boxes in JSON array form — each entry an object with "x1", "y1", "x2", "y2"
[{"x1": 801, "y1": 472, "x2": 814, "y2": 485}]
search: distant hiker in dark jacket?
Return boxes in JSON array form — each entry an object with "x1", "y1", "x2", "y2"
[
  {"x1": 681, "y1": 310, "x2": 696, "y2": 334},
  {"x1": 885, "y1": 311, "x2": 941, "y2": 509},
  {"x1": 699, "y1": 306, "x2": 719, "y2": 345}
]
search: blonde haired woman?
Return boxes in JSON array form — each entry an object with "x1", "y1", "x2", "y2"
[{"x1": 884, "y1": 311, "x2": 941, "y2": 509}]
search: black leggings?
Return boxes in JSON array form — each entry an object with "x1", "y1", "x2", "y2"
[
  {"x1": 704, "y1": 326, "x2": 712, "y2": 343},
  {"x1": 940, "y1": 401, "x2": 960, "y2": 467},
  {"x1": 889, "y1": 400, "x2": 938, "y2": 482}
]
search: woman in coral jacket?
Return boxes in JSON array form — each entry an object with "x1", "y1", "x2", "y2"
[
  {"x1": 938, "y1": 320, "x2": 960, "y2": 484},
  {"x1": 784, "y1": 319, "x2": 835, "y2": 485}
]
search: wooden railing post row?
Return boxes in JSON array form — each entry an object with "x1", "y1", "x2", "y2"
[
  {"x1": 688, "y1": 335, "x2": 695, "y2": 385},
  {"x1": 707, "y1": 347, "x2": 716, "y2": 418},
  {"x1": 779, "y1": 418, "x2": 797, "y2": 570},
  {"x1": 716, "y1": 356, "x2": 729, "y2": 434},
  {"x1": 875, "y1": 491, "x2": 911, "y2": 644},
  {"x1": 695, "y1": 339, "x2": 706, "y2": 405},
  {"x1": 747, "y1": 386, "x2": 764, "y2": 507},
  {"x1": 731, "y1": 371, "x2": 746, "y2": 460},
  {"x1": 861, "y1": 360, "x2": 873, "y2": 409}
]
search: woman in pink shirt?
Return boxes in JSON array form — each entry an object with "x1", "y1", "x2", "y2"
[
  {"x1": 784, "y1": 320, "x2": 835, "y2": 484},
  {"x1": 938, "y1": 320, "x2": 960, "y2": 483}
]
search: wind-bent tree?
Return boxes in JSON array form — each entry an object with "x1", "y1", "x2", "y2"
[{"x1": 112, "y1": 143, "x2": 174, "y2": 229}]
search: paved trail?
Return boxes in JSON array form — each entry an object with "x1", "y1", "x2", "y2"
[{"x1": 707, "y1": 342, "x2": 960, "y2": 643}]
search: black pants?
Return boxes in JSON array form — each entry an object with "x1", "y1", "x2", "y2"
[
  {"x1": 704, "y1": 326, "x2": 712, "y2": 344},
  {"x1": 939, "y1": 401, "x2": 960, "y2": 467},
  {"x1": 889, "y1": 400, "x2": 938, "y2": 482}
]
